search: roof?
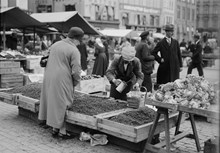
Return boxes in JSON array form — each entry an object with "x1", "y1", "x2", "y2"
[
  {"x1": 31, "y1": 11, "x2": 100, "y2": 35},
  {"x1": 0, "y1": 7, "x2": 45, "y2": 28}
]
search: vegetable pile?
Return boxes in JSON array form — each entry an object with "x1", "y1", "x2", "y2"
[
  {"x1": 3, "y1": 83, "x2": 42, "y2": 100},
  {"x1": 69, "y1": 92, "x2": 127, "y2": 115},
  {"x1": 81, "y1": 74, "x2": 102, "y2": 80},
  {"x1": 108, "y1": 107, "x2": 156, "y2": 126},
  {"x1": 149, "y1": 74, "x2": 215, "y2": 109}
]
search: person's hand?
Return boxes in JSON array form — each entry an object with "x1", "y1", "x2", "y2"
[
  {"x1": 112, "y1": 79, "x2": 122, "y2": 86},
  {"x1": 133, "y1": 83, "x2": 140, "y2": 90},
  {"x1": 161, "y1": 58, "x2": 164, "y2": 63}
]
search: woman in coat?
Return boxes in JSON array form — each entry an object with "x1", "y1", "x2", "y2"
[
  {"x1": 106, "y1": 46, "x2": 144, "y2": 101},
  {"x1": 92, "y1": 37, "x2": 108, "y2": 76},
  {"x1": 38, "y1": 27, "x2": 83, "y2": 139},
  {"x1": 152, "y1": 24, "x2": 183, "y2": 86}
]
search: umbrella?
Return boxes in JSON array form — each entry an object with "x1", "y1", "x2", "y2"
[{"x1": 31, "y1": 11, "x2": 100, "y2": 35}]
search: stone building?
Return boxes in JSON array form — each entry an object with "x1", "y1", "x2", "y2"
[
  {"x1": 196, "y1": 0, "x2": 220, "y2": 44},
  {"x1": 175, "y1": 0, "x2": 197, "y2": 42}
]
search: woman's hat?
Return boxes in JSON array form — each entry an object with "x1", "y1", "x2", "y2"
[
  {"x1": 95, "y1": 37, "x2": 104, "y2": 47},
  {"x1": 121, "y1": 46, "x2": 136, "y2": 61},
  {"x1": 68, "y1": 27, "x2": 84, "y2": 38}
]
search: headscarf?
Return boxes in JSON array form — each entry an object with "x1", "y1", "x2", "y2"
[
  {"x1": 121, "y1": 46, "x2": 136, "y2": 61},
  {"x1": 95, "y1": 37, "x2": 104, "y2": 47}
]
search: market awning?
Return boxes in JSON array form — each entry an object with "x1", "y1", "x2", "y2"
[
  {"x1": 31, "y1": 11, "x2": 100, "y2": 35},
  {"x1": 99, "y1": 29, "x2": 139, "y2": 38},
  {"x1": 0, "y1": 7, "x2": 45, "y2": 28}
]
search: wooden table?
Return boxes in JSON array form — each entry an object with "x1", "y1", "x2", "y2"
[{"x1": 143, "y1": 99, "x2": 219, "y2": 153}]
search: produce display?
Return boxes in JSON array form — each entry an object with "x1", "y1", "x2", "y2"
[
  {"x1": 149, "y1": 74, "x2": 215, "y2": 109},
  {"x1": 69, "y1": 92, "x2": 128, "y2": 115},
  {"x1": 108, "y1": 107, "x2": 156, "y2": 126},
  {"x1": 2, "y1": 83, "x2": 127, "y2": 115},
  {"x1": 80, "y1": 74, "x2": 102, "y2": 80},
  {"x1": 3, "y1": 83, "x2": 42, "y2": 99}
]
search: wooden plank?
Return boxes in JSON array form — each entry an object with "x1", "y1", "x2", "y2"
[
  {"x1": 1, "y1": 82, "x2": 23, "y2": 88},
  {"x1": 155, "y1": 132, "x2": 190, "y2": 148},
  {"x1": 145, "y1": 98, "x2": 178, "y2": 110},
  {"x1": 0, "y1": 67, "x2": 20, "y2": 74},
  {"x1": 178, "y1": 105, "x2": 219, "y2": 119},
  {"x1": 66, "y1": 111, "x2": 98, "y2": 129},
  {"x1": 95, "y1": 108, "x2": 133, "y2": 119},
  {"x1": 0, "y1": 73, "x2": 23, "y2": 79},
  {"x1": 16, "y1": 95, "x2": 40, "y2": 112},
  {"x1": 0, "y1": 92, "x2": 17, "y2": 105},
  {"x1": 98, "y1": 118, "x2": 135, "y2": 132},
  {"x1": 97, "y1": 122, "x2": 136, "y2": 142},
  {"x1": 136, "y1": 113, "x2": 179, "y2": 142},
  {"x1": 0, "y1": 61, "x2": 20, "y2": 68}
]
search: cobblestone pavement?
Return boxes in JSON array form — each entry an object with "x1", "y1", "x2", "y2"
[
  {"x1": 0, "y1": 101, "x2": 219, "y2": 153},
  {"x1": 0, "y1": 65, "x2": 219, "y2": 153}
]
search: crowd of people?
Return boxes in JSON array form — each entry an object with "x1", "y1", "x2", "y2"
[{"x1": 16, "y1": 24, "x2": 210, "y2": 139}]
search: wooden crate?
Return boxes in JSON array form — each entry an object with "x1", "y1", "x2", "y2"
[
  {"x1": 16, "y1": 94, "x2": 40, "y2": 113},
  {"x1": 0, "y1": 61, "x2": 20, "y2": 74},
  {"x1": 0, "y1": 67, "x2": 20, "y2": 74},
  {"x1": 97, "y1": 113, "x2": 179, "y2": 143},
  {"x1": 66, "y1": 108, "x2": 133, "y2": 130},
  {"x1": 75, "y1": 78, "x2": 105, "y2": 93},
  {"x1": 0, "y1": 61, "x2": 20, "y2": 68},
  {"x1": 0, "y1": 92, "x2": 17, "y2": 105}
]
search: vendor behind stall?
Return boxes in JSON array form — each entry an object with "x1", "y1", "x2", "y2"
[{"x1": 106, "y1": 46, "x2": 144, "y2": 101}]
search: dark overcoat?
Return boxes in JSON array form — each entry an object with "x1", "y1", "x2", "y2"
[
  {"x1": 77, "y1": 42, "x2": 88, "y2": 71},
  {"x1": 152, "y1": 38, "x2": 183, "y2": 84}
]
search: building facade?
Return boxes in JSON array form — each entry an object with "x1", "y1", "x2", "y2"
[
  {"x1": 118, "y1": 0, "x2": 161, "y2": 32},
  {"x1": 175, "y1": 0, "x2": 197, "y2": 42},
  {"x1": 196, "y1": 0, "x2": 220, "y2": 44}
]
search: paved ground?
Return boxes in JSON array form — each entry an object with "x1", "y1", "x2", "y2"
[{"x1": 0, "y1": 63, "x2": 219, "y2": 153}]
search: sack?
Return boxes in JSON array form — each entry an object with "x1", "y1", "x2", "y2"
[{"x1": 40, "y1": 55, "x2": 49, "y2": 67}]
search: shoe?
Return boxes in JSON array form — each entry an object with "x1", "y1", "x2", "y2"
[
  {"x1": 58, "y1": 132, "x2": 75, "y2": 140},
  {"x1": 52, "y1": 130, "x2": 59, "y2": 138}
]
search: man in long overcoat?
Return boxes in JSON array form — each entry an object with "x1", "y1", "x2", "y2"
[
  {"x1": 152, "y1": 24, "x2": 183, "y2": 86},
  {"x1": 38, "y1": 27, "x2": 84, "y2": 139}
]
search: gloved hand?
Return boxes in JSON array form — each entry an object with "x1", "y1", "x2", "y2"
[
  {"x1": 112, "y1": 79, "x2": 122, "y2": 86},
  {"x1": 133, "y1": 83, "x2": 140, "y2": 90}
]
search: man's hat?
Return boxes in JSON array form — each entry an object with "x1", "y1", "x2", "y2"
[
  {"x1": 140, "y1": 31, "x2": 150, "y2": 38},
  {"x1": 193, "y1": 34, "x2": 200, "y2": 39},
  {"x1": 68, "y1": 27, "x2": 84, "y2": 38},
  {"x1": 101, "y1": 35, "x2": 107, "y2": 40},
  {"x1": 164, "y1": 24, "x2": 174, "y2": 31},
  {"x1": 121, "y1": 46, "x2": 136, "y2": 62}
]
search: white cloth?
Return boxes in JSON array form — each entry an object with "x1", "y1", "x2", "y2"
[{"x1": 38, "y1": 38, "x2": 81, "y2": 129}]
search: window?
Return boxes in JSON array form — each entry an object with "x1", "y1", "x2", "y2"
[
  {"x1": 192, "y1": 9, "x2": 195, "y2": 21},
  {"x1": 177, "y1": 5, "x2": 181, "y2": 19},
  {"x1": 65, "y1": 4, "x2": 76, "y2": 11},
  {"x1": 150, "y1": 15, "x2": 154, "y2": 26},
  {"x1": 182, "y1": 7, "x2": 185, "y2": 19},
  {"x1": 187, "y1": 8, "x2": 190, "y2": 20},
  {"x1": 204, "y1": 5, "x2": 209, "y2": 14},
  {"x1": 203, "y1": 17, "x2": 209, "y2": 28}
]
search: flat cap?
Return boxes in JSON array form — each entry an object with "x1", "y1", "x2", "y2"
[
  {"x1": 164, "y1": 24, "x2": 174, "y2": 31},
  {"x1": 140, "y1": 31, "x2": 149, "y2": 38},
  {"x1": 68, "y1": 27, "x2": 84, "y2": 38}
]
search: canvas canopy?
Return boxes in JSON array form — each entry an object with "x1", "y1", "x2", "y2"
[
  {"x1": 31, "y1": 11, "x2": 100, "y2": 35},
  {"x1": 0, "y1": 7, "x2": 45, "y2": 28},
  {"x1": 99, "y1": 29, "x2": 139, "y2": 38}
]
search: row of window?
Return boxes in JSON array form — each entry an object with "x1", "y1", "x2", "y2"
[
  {"x1": 177, "y1": 0, "x2": 195, "y2": 4},
  {"x1": 177, "y1": 5, "x2": 195, "y2": 21}
]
